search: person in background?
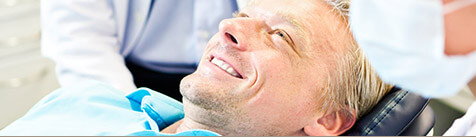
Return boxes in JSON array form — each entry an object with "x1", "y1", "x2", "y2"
[
  {"x1": 350, "y1": 0, "x2": 476, "y2": 135},
  {"x1": 41, "y1": 0, "x2": 242, "y2": 100}
]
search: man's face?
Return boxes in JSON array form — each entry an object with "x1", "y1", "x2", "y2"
[{"x1": 180, "y1": 0, "x2": 350, "y2": 135}]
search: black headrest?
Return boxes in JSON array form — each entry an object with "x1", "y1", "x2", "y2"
[{"x1": 343, "y1": 87, "x2": 435, "y2": 136}]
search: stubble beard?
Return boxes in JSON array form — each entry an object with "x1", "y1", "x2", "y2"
[{"x1": 179, "y1": 74, "x2": 254, "y2": 135}]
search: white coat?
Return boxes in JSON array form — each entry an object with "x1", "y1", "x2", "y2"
[{"x1": 41, "y1": 0, "x2": 247, "y2": 93}]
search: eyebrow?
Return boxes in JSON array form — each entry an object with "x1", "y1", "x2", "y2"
[
  {"x1": 233, "y1": 11, "x2": 305, "y2": 33},
  {"x1": 275, "y1": 11, "x2": 307, "y2": 57},
  {"x1": 274, "y1": 10, "x2": 306, "y2": 36},
  {"x1": 234, "y1": 11, "x2": 307, "y2": 56}
]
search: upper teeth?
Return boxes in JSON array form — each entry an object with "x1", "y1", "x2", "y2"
[{"x1": 211, "y1": 58, "x2": 240, "y2": 77}]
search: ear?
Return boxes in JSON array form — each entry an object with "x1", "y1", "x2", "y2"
[{"x1": 303, "y1": 109, "x2": 356, "y2": 136}]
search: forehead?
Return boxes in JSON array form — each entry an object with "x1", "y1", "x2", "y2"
[
  {"x1": 244, "y1": 0, "x2": 321, "y2": 35},
  {"x1": 245, "y1": 0, "x2": 321, "y2": 14},
  {"x1": 243, "y1": 0, "x2": 348, "y2": 56}
]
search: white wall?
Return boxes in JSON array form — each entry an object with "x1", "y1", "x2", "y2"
[{"x1": 0, "y1": 0, "x2": 59, "y2": 129}]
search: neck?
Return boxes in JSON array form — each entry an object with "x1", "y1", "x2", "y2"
[
  {"x1": 160, "y1": 117, "x2": 226, "y2": 135},
  {"x1": 177, "y1": 117, "x2": 213, "y2": 133},
  {"x1": 160, "y1": 119, "x2": 183, "y2": 134}
]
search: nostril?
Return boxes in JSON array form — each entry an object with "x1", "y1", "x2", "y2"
[{"x1": 226, "y1": 33, "x2": 238, "y2": 44}]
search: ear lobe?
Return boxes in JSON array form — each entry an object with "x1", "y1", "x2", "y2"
[
  {"x1": 304, "y1": 109, "x2": 356, "y2": 136},
  {"x1": 336, "y1": 109, "x2": 357, "y2": 134},
  {"x1": 303, "y1": 113, "x2": 336, "y2": 136}
]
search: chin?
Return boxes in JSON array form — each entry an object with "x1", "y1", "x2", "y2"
[
  {"x1": 180, "y1": 73, "x2": 235, "y2": 110},
  {"x1": 179, "y1": 73, "x2": 202, "y2": 104}
]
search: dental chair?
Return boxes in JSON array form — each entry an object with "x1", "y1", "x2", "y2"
[{"x1": 343, "y1": 87, "x2": 436, "y2": 136}]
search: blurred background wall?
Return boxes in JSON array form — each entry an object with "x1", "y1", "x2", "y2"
[{"x1": 0, "y1": 0, "x2": 59, "y2": 129}]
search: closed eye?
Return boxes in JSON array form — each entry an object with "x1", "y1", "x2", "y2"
[
  {"x1": 270, "y1": 29, "x2": 299, "y2": 56},
  {"x1": 271, "y1": 29, "x2": 294, "y2": 46}
]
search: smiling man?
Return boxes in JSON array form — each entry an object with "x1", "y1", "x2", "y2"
[
  {"x1": 175, "y1": 0, "x2": 392, "y2": 135},
  {"x1": 0, "y1": 0, "x2": 391, "y2": 136}
]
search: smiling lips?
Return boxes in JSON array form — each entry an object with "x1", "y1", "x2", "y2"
[{"x1": 210, "y1": 57, "x2": 243, "y2": 79}]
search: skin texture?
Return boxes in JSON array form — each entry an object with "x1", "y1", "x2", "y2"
[
  {"x1": 443, "y1": 0, "x2": 476, "y2": 55},
  {"x1": 174, "y1": 0, "x2": 355, "y2": 136}
]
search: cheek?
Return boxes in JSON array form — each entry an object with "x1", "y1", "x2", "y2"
[
  {"x1": 251, "y1": 52, "x2": 312, "y2": 104},
  {"x1": 253, "y1": 51, "x2": 295, "y2": 88}
]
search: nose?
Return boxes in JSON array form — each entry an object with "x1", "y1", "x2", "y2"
[{"x1": 218, "y1": 18, "x2": 269, "y2": 51}]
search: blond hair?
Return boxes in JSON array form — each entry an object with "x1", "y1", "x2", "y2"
[
  {"x1": 322, "y1": 0, "x2": 393, "y2": 118},
  {"x1": 242, "y1": 0, "x2": 392, "y2": 118}
]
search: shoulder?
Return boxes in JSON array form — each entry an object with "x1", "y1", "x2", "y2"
[
  {"x1": 25, "y1": 80, "x2": 132, "y2": 118},
  {"x1": 0, "y1": 81, "x2": 142, "y2": 135},
  {"x1": 33, "y1": 80, "x2": 125, "y2": 107}
]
